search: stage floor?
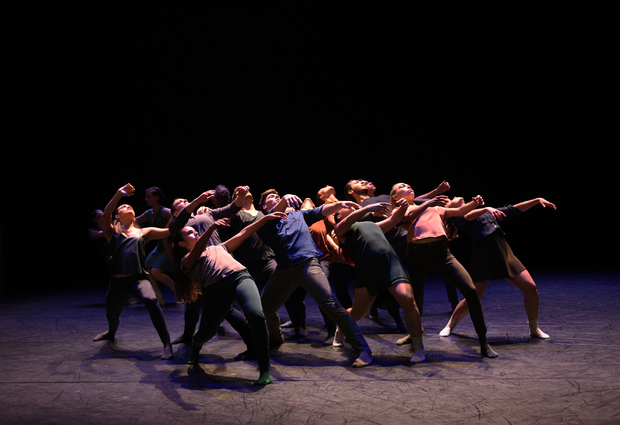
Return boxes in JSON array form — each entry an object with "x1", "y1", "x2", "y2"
[{"x1": 1, "y1": 268, "x2": 618, "y2": 424}]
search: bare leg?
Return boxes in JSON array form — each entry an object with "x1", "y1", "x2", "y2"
[
  {"x1": 334, "y1": 287, "x2": 376, "y2": 347},
  {"x1": 387, "y1": 282, "x2": 422, "y2": 339},
  {"x1": 506, "y1": 270, "x2": 549, "y2": 338},
  {"x1": 151, "y1": 268, "x2": 179, "y2": 302},
  {"x1": 147, "y1": 272, "x2": 165, "y2": 306},
  {"x1": 505, "y1": 270, "x2": 539, "y2": 321},
  {"x1": 388, "y1": 282, "x2": 425, "y2": 362}
]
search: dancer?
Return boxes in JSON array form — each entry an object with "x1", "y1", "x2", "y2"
[
  {"x1": 344, "y1": 179, "x2": 459, "y2": 315},
  {"x1": 316, "y1": 186, "x2": 354, "y2": 309},
  {"x1": 439, "y1": 197, "x2": 556, "y2": 339},
  {"x1": 257, "y1": 189, "x2": 373, "y2": 367},
  {"x1": 391, "y1": 182, "x2": 498, "y2": 358},
  {"x1": 93, "y1": 183, "x2": 173, "y2": 360},
  {"x1": 333, "y1": 198, "x2": 426, "y2": 363},
  {"x1": 320, "y1": 184, "x2": 407, "y2": 332},
  {"x1": 228, "y1": 186, "x2": 277, "y2": 292},
  {"x1": 168, "y1": 188, "x2": 257, "y2": 359},
  {"x1": 171, "y1": 211, "x2": 287, "y2": 386},
  {"x1": 135, "y1": 187, "x2": 176, "y2": 304}
]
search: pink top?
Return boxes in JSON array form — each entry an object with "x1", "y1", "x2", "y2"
[
  {"x1": 407, "y1": 206, "x2": 447, "y2": 243},
  {"x1": 182, "y1": 244, "x2": 245, "y2": 288}
]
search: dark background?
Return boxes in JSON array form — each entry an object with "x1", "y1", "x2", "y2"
[{"x1": 1, "y1": 6, "x2": 615, "y2": 294}]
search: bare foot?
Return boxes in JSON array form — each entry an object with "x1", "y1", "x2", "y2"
[
  {"x1": 396, "y1": 334, "x2": 411, "y2": 345},
  {"x1": 332, "y1": 327, "x2": 344, "y2": 347},
  {"x1": 93, "y1": 331, "x2": 114, "y2": 341},
  {"x1": 161, "y1": 344, "x2": 174, "y2": 360},
  {"x1": 352, "y1": 351, "x2": 373, "y2": 368},
  {"x1": 481, "y1": 342, "x2": 498, "y2": 358}
]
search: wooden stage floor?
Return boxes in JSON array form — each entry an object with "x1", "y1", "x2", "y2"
[{"x1": 1, "y1": 268, "x2": 618, "y2": 424}]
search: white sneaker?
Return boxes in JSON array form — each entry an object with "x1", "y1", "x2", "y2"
[{"x1": 439, "y1": 326, "x2": 452, "y2": 337}]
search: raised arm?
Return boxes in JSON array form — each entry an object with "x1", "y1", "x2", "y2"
[
  {"x1": 321, "y1": 201, "x2": 360, "y2": 218},
  {"x1": 415, "y1": 180, "x2": 451, "y2": 200},
  {"x1": 102, "y1": 183, "x2": 135, "y2": 242},
  {"x1": 224, "y1": 212, "x2": 287, "y2": 253},
  {"x1": 181, "y1": 219, "x2": 227, "y2": 272},
  {"x1": 377, "y1": 198, "x2": 409, "y2": 233},
  {"x1": 403, "y1": 196, "x2": 449, "y2": 222},
  {"x1": 271, "y1": 194, "x2": 303, "y2": 213},
  {"x1": 444, "y1": 195, "x2": 485, "y2": 218},
  {"x1": 185, "y1": 190, "x2": 216, "y2": 215}
]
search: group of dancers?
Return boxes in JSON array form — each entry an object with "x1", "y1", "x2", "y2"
[{"x1": 88, "y1": 179, "x2": 556, "y2": 385}]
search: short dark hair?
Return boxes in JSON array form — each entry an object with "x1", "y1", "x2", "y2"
[
  {"x1": 146, "y1": 187, "x2": 165, "y2": 204},
  {"x1": 259, "y1": 189, "x2": 279, "y2": 212}
]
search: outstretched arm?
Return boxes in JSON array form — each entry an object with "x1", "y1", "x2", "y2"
[
  {"x1": 464, "y1": 207, "x2": 507, "y2": 221},
  {"x1": 514, "y1": 198, "x2": 556, "y2": 212},
  {"x1": 224, "y1": 212, "x2": 287, "y2": 253},
  {"x1": 102, "y1": 183, "x2": 135, "y2": 242},
  {"x1": 334, "y1": 202, "x2": 390, "y2": 239},
  {"x1": 143, "y1": 227, "x2": 171, "y2": 243}
]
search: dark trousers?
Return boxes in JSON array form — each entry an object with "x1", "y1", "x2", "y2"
[
  {"x1": 105, "y1": 274, "x2": 171, "y2": 345},
  {"x1": 407, "y1": 240, "x2": 488, "y2": 341},
  {"x1": 193, "y1": 270, "x2": 269, "y2": 369},
  {"x1": 182, "y1": 294, "x2": 253, "y2": 349}
]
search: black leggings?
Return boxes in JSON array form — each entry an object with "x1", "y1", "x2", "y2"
[
  {"x1": 105, "y1": 274, "x2": 171, "y2": 345},
  {"x1": 407, "y1": 240, "x2": 488, "y2": 341}
]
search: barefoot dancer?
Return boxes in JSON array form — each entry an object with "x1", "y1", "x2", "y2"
[
  {"x1": 332, "y1": 199, "x2": 426, "y2": 363},
  {"x1": 94, "y1": 183, "x2": 173, "y2": 360},
  {"x1": 440, "y1": 197, "x2": 556, "y2": 339}
]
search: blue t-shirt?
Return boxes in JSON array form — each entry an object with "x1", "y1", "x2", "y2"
[{"x1": 257, "y1": 207, "x2": 324, "y2": 269}]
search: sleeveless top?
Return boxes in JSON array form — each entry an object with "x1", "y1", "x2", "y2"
[
  {"x1": 340, "y1": 221, "x2": 410, "y2": 292},
  {"x1": 107, "y1": 230, "x2": 147, "y2": 276}
]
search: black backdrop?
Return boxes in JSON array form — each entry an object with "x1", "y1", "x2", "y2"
[{"x1": 1, "y1": 6, "x2": 614, "y2": 294}]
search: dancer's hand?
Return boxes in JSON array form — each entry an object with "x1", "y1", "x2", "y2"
[
  {"x1": 266, "y1": 211, "x2": 288, "y2": 221},
  {"x1": 197, "y1": 190, "x2": 216, "y2": 204},
  {"x1": 118, "y1": 183, "x2": 135, "y2": 197},
  {"x1": 365, "y1": 202, "x2": 391, "y2": 218},
  {"x1": 472, "y1": 195, "x2": 484, "y2": 206},
  {"x1": 537, "y1": 198, "x2": 557, "y2": 210},
  {"x1": 212, "y1": 218, "x2": 230, "y2": 229},
  {"x1": 486, "y1": 208, "x2": 506, "y2": 221},
  {"x1": 282, "y1": 194, "x2": 303, "y2": 210},
  {"x1": 429, "y1": 195, "x2": 450, "y2": 207}
]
